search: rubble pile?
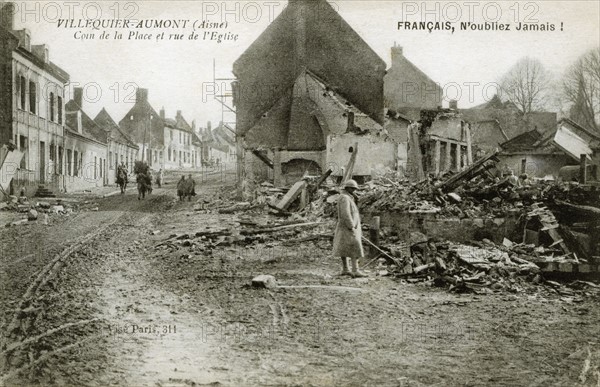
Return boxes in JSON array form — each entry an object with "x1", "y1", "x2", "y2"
[
  {"x1": 374, "y1": 233, "x2": 598, "y2": 294},
  {"x1": 1, "y1": 195, "x2": 78, "y2": 227},
  {"x1": 357, "y1": 174, "x2": 557, "y2": 219}
]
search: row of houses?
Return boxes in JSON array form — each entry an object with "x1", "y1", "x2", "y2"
[
  {"x1": 0, "y1": 2, "x2": 232, "y2": 196},
  {"x1": 232, "y1": 0, "x2": 599, "y2": 186}
]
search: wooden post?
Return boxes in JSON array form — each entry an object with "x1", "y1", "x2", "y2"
[
  {"x1": 369, "y1": 216, "x2": 380, "y2": 258},
  {"x1": 455, "y1": 142, "x2": 461, "y2": 171},
  {"x1": 434, "y1": 140, "x2": 441, "y2": 176},
  {"x1": 445, "y1": 140, "x2": 452, "y2": 172},
  {"x1": 579, "y1": 154, "x2": 587, "y2": 184},
  {"x1": 273, "y1": 149, "x2": 283, "y2": 187}
]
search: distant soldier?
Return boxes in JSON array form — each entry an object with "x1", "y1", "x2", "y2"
[
  {"x1": 156, "y1": 168, "x2": 164, "y2": 188},
  {"x1": 177, "y1": 175, "x2": 186, "y2": 201},
  {"x1": 187, "y1": 174, "x2": 196, "y2": 198},
  {"x1": 147, "y1": 170, "x2": 153, "y2": 194},
  {"x1": 118, "y1": 162, "x2": 129, "y2": 182}
]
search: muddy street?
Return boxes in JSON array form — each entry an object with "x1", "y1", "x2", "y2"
[{"x1": 1, "y1": 179, "x2": 599, "y2": 387}]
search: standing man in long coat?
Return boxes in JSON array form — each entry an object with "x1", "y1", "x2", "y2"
[{"x1": 333, "y1": 179, "x2": 367, "y2": 278}]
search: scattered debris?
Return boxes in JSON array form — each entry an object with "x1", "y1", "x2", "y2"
[{"x1": 252, "y1": 275, "x2": 277, "y2": 289}]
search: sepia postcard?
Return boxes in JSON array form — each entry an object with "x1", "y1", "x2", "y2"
[{"x1": 0, "y1": 1, "x2": 599, "y2": 386}]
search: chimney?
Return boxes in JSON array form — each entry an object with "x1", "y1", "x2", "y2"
[
  {"x1": 391, "y1": 42, "x2": 403, "y2": 65},
  {"x1": 32, "y1": 44, "x2": 49, "y2": 64},
  {"x1": 207, "y1": 121, "x2": 212, "y2": 131},
  {"x1": 160, "y1": 107, "x2": 165, "y2": 120},
  {"x1": 176, "y1": 110, "x2": 182, "y2": 117},
  {"x1": 136, "y1": 88, "x2": 148, "y2": 103},
  {"x1": 347, "y1": 111, "x2": 355, "y2": 131},
  {"x1": 449, "y1": 100, "x2": 458, "y2": 110},
  {"x1": 0, "y1": 2, "x2": 16, "y2": 31},
  {"x1": 73, "y1": 87, "x2": 83, "y2": 107},
  {"x1": 192, "y1": 120, "x2": 196, "y2": 131},
  {"x1": 291, "y1": 0, "x2": 307, "y2": 68},
  {"x1": 14, "y1": 29, "x2": 31, "y2": 51}
]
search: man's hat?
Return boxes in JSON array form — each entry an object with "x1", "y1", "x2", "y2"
[{"x1": 343, "y1": 179, "x2": 359, "y2": 189}]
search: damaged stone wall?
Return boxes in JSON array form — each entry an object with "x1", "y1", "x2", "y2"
[{"x1": 327, "y1": 133, "x2": 396, "y2": 177}]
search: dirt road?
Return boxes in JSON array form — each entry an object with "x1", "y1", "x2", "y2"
[{"x1": 1, "y1": 179, "x2": 599, "y2": 386}]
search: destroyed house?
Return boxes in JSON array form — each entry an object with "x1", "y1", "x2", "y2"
[
  {"x1": 233, "y1": 0, "x2": 387, "y2": 185},
  {"x1": 498, "y1": 118, "x2": 600, "y2": 179},
  {"x1": 410, "y1": 109, "x2": 473, "y2": 179},
  {"x1": 245, "y1": 70, "x2": 395, "y2": 185}
]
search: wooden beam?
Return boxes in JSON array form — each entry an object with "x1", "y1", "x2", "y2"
[
  {"x1": 274, "y1": 180, "x2": 308, "y2": 211},
  {"x1": 340, "y1": 142, "x2": 358, "y2": 186},
  {"x1": 310, "y1": 168, "x2": 332, "y2": 194},
  {"x1": 250, "y1": 149, "x2": 273, "y2": 169}
]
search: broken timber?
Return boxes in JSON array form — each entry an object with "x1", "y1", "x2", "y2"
[
  {"x1": 273, "y1": 180, "x2": 308, "y2": 211},
  {"x1": 361, "y1": 236, "x2": 402, "y2": 267},
  {"x1": 340, "y1": 143, "x2": 358, "y2": 186},
  {"x1": 441, "y1": 151, "x2": 500, "y2": 191}
]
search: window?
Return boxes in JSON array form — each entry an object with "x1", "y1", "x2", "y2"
[
  {"x1": 99, "y1": 158, "x2": 103, "y2": 178},
  {"x1": 109, "y1": 152, "x2": 113, "y2": 168},
  {"x1": 73, "y1": 150, "x2": 78, "y2": 176},
  {"x1": 179, "y1": 151, "x2": 182, "y2": 164},
  {"x1": 49, "y1": 143, "x2": 56, "y2": 162},
  {"x1": 28, "y1": 81, "x2": 36, "y2": 114},
  {"x1": 170, "y1": 130, "x2": 174, "y2": 140},
  {"x1": 57, "y1": 96, "x2": 62, "y2": 124},
  {"x1": 19, "y1": 76, "x2": 26, "y2": 109},
  {"x1": 58, "y1": 147, "x2": 63, "y2": 175},
  {"x1": 94, "y1": 156, "x2": 97, "y2": 179},
  {"x1": 49, "y1": 92, "x2": 55, "y2": 121},
  {"x1": 66, "y1": 149, "x2": 72, "y2": 176},
  {"x1": 168, "y1": 147, "x2": 171, "y2": 161}
]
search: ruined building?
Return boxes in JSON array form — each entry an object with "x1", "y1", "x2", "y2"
[{"x1": 233, "y1": 0, "x2": 392, "y2": 186}]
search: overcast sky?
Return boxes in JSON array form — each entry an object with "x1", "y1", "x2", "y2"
[{"x1": 10, "y1": 0, "x2": 600, "y2": 129}]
